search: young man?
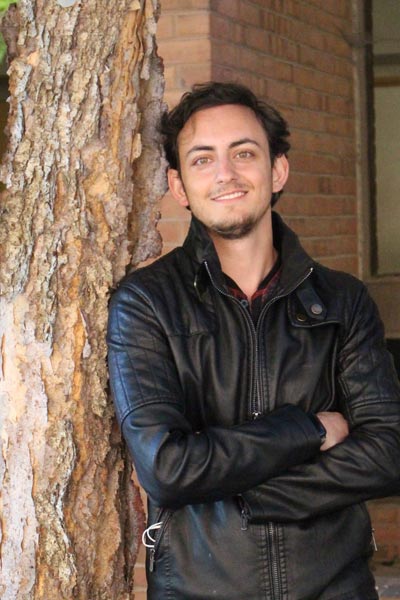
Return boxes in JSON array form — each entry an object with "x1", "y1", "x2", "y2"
[{"x1": 107, "y1": 82, "x2": 400, "y2": 599}]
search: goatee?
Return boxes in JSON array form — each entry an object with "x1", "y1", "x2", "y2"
[{"x1": 207, "y1": 214, "x2": 261, "y2": 240}]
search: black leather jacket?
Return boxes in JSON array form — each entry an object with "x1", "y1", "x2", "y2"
[{"x1": 107, "y1": 213, "x2": 400, "y2": 600}]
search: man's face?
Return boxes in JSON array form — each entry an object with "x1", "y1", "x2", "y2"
[{"x1": 168, "y1": 104, "x2": 289, "y2": 240}]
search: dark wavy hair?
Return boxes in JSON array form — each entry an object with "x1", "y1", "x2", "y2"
[{"x1": 160, "y1": 81, "x2": 291, "y2": 205}]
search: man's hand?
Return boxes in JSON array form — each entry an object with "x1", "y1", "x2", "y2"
[{"x1": 316, "y1": 412, "x2": 349, "y2": 451}]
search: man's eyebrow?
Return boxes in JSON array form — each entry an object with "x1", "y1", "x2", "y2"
[
  {"x1": 186, "y1": 145, "x2": 214, "y2": 158},
  {"x1": 229, "y1": 138, "x2": 261, "y2": 149},
  {"x1": 185, "y1": 138, "x2": 261, "y2": 158}
]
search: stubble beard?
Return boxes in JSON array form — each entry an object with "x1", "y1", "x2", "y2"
[
  {"x1": 202, "y1": 200, "x2": 271, "y2": 240},
  {"x1": 206, "y1": 213, "x2": 262, "y2": 239}
]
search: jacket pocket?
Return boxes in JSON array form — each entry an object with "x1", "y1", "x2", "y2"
[
  {"x1": 237, "y1": 491, "x2": 267, "y2": 526},
  {"x1": 142, "y1": 508, "x2": 173, "y2": 572}
]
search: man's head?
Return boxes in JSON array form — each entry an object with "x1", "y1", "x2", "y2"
[
  {"x1": 160, "y1": 81, "x2": 290, "y2": 208},
  {"x1": 161, "y1": 82, "x2": 290, "y2": 240}
]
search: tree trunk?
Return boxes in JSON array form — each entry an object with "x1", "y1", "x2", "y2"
[{"x1": 0, "y1": 1, "x2": 165, "y2": 598}]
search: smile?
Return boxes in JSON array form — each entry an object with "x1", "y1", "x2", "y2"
[{"x1": 212, "y1": 190, "x2": 247, "y2": 202}]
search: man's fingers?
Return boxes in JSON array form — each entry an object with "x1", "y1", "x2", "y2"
[{"x1": 317, "y1": 412, "x2": 349, "y2": 451}]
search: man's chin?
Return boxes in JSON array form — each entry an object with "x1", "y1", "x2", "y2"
[{"x1": 207, "y1": 217, "x2": 257, "y2": 240}]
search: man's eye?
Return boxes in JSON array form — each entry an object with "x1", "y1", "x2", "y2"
[
  {"x1": 193, "y1": 157, "x2": 211, "y2": 166},
  {"x1": 236, "y1": 150, "x2": 253, "y2": 159}
]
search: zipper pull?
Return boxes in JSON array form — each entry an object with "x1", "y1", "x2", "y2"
[
  {"x1": 241, "y1": 507, "x2": 249, "y2": 531},
  {"x1": 238, "y1": 495, "x2": 249, "y2": 530},
  {"x1": 149, "y1": 548, "x2": 156, "y2": 572},
  {"x1": 252, "y1": 412, "x2": 261, "y2": 420},
  {"x1": 372, "y1": 529, "x2": 378, "y2": 551}
]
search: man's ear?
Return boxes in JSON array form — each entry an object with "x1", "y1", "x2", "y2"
[
  {"x1": 272, "y1": 155, "x2": 289, "y2": 193},
  {"x1": 167, "y1": 169, "x2": 189, "y2": 207}
]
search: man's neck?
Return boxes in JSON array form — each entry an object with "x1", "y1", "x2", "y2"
[{"x1": 209, "y1": 226, "x2": 276, "y2": 301}]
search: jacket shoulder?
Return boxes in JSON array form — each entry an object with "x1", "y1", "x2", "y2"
[
  {"x1": 109, "y1": 247, "x2": 212, "y2": 337},
  {"x1": 112, "y1": 247, "x2": 193, "y2": 301},
  {"x1": 311, "y1": 262, "x2": 368, "y2": 305}
]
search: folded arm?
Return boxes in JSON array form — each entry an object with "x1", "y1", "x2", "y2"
[
  {"x1": 107, "y1": 281, "x2": 322, "y2": 509},
  {"x1": 242, "y1": 285, "x2": 400, "y2": 522}
]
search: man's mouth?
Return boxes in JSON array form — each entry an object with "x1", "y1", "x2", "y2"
[{"x1": 212, "y1": 190, "x2": 247, "y2": 202}]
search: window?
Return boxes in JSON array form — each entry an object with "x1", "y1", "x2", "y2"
[{"x1": 372, "y1": 0, "x2": 400, "y2": 275}]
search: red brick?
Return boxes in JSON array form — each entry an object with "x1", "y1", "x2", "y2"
[
  {"x1": 176, "y1": 12, "x2": 210, "y2": 36},
  {"x1": 293, "y1": 67, "x2": 352, "y2": 99},
  {"x1": 134, "y1": 564, "x2": 148, "y2": 587},
  {"x1": 163, "y1": 0, "x2": 209, "y2": 8},
  {"x1": 325, "y1": 115, "x2": 354, "y2": 138},
  {"x1": 284, "y1": 19, "x2": 327, "y2": 52},
  {"x1": 296, "y1": 88, "x2": 326, "y2": 112},
  {"x1": 163, "y1": 64, "x2": 177, "y2": 87},
  {"x1": 284, "y1": 215, "x2": 357, "y2": 238},
  {"x1": 244, "y1": 25, "x2": 269, "y2": 53},
  {"x1": 298, "y1": 45, "x2": 352, "y2": 79},
  {"x1": 323, "y1": 33, "x2": 351, "y2": 59},
  {"x1": 212, "y1": 0, "x2": 240, "y2": 19},
  {"x1": 158, "y1": 218, "x2": 190, "y2": 246},
  {"x1": 266, "y1": 34, "x2": 299, "y2": 62},
  {"x1": 136, "y1": 543, "x2": 147, "y2": 563},
  {"x1": 328, "y1": 95, "x2": 354, "y2": 117},
  {"x1": 277, "y1": 195, "x2": 356, "y2": 218},
  {"x1": 304, "y1": 0, "x2": 350, "y2": 20},
  {"x1": 284, "y1": 107, "x2": 326, "y2": 133},
  {"x1": 164, "y1": 89, "x2": 189, "y2": 108},
  {"x1": 262, "y1": 10, "x2": 279, "y2": 34},
  {"x1": 238, "y1": 0, "x2": 262, "y2": 27},
  {"x1": 211, "y1": 64, "x2": 238, "y2": 82},
  {"x1": 282, "y1": 1, "x2": 351, "y2": 37},
  {"x1": 211, "y1": 40, "x2": 238, "y2": 66},
  {"x1": 291, "y1": 129, "x2": 355, "y2": 159},
  {"x1": 287, "y1": 173, "x2": 356, "y2": 197},
  {"x1": 317, "y1": 255, "x2": 358, "y2": 275},
  {"x1": 266, "y1": 78, "x2": 297, "y2": 107},
  {"x1": 161, "y1": 242, "x2": 181, "y2": 256},
  {"x1": 262, "y1": 56, "x2": 293, "y2": 82},
  {"x1": 290, "y1": 151, "x2": 344, "y2": 176},
  {"x1": 232, "y1": 22, "x2": 245, "y2": 44},
  {"x1": 301, "y1": 236, "x2": 357, "y2": 259},
  {"x1": 159, "y1": 38, "x2": 211, "y2": 64},
  {"x1": 234, "y1": 47, "x2": 263, "y2": 75},
  {"x1": 177, "y1": 62, "x2": 212, "y2": 88},
  {"x1": 210, "y1": 13, "x2": 234, "y2": 39},
  {"x1": 157, "y1": 14, "x2": 175, "y2": 39}
]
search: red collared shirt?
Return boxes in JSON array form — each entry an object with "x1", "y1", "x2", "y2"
[{"x1": 224, "y1": 257, "x2": 281, "y2": 325}]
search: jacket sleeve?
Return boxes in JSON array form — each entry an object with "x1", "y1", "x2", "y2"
[
  {"x1": 107, "y1": 281, "x2": 322, "y2": 510},
  {"x1": 242, "y1": 284, "x2": 400, "y2": 523}
]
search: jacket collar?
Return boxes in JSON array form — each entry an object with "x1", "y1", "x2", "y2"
[{"x1": 183, "y1": 211, "x2": 315, "y2": 296}]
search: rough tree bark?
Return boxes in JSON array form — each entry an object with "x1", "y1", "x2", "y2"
[{"x1": 0, "y1": 1, "x2": 166, "y2": 598}]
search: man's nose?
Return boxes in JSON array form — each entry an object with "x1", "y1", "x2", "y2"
[{"x1": 215, "y1": 156, "x2": 237, "y2": 183}]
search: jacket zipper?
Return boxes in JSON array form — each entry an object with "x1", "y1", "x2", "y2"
[
  {"x1": 255, "y1": 266, "x2": 314, "y2": 414},
  {"x1": 257, "y1": 268, "x2": 313, "y2": 600},
  {"x1": 237, "y1": 494, "x2": 250, "y2": 530},
  {"x1": 267, "y1": 522, "x2": 283, "y2": 600},
  {"x1": 203, "y1": 262, "x2": 314, "y2": 599},
  {"x1": 204, "y1": 261, "x2": 313, "y2": 417},
  {"x1": 203, "y1": 261, "x2": 259, "y2": 419},
  {"x1": 148, "y1": 509, "x2": 173, "y2": 573}
]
